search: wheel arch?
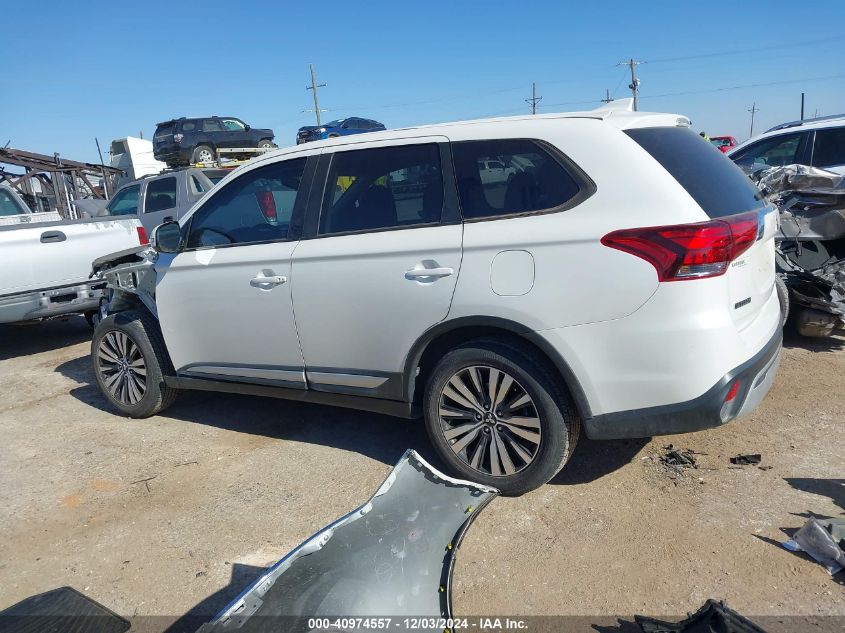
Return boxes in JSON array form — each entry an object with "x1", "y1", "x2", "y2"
[{"x1": 403, "y1": 316, "x2": 592, "y2": 420}]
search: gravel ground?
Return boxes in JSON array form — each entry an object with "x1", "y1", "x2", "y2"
[{"x1": 0, "y1": 317, "x2": 842, "y2": 631}]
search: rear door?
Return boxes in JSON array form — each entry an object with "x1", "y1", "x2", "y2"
[
  {"x1": 140, "y1": 176, "x2": 178, "y2": 231},
  {"x1": 291, "y1": 137, "x2": 461, "y2": 399}
]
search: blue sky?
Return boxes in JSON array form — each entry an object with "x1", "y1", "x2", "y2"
[{"x1": 3, "y1": 0, "x2": 844, "y2": 163}]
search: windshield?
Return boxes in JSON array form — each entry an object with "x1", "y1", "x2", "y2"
[{"x1": 0, "y1": 188, "x2": 28, "y2": 216}]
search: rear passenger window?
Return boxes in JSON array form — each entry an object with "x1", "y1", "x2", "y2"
[
  {"x1": 452, "y1": 140, "x2": 582, "y2": 219},
  {"x1": 144, "y1": 177, "x2": 177, "y2": 213},
  {"x1": 812, "y1": 128, "x2": 845, "y2": 169},
  {"x1": 186, "y1": 158, "x2": 306, "y2": 249},
  {"x1": 319, "y1": 144, "x2": 443, "y2": 234}
]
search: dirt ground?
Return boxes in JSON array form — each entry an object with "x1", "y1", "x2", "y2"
[{"x1": 0, "y1": 317, "x2": 842, "y2": 631}]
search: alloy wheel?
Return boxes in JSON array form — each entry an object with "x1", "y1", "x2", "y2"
[
  {"x1": 438, "y1": 365, "x2": 541, "y2": 477},
  {"x1": 96, "y1": 330, "x2": 147, "y2": 405},
  {"x1": 197, "y1": 149, "x2": 214, "y2": 162}
]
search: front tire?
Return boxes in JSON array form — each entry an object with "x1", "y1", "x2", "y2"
[
  {"x1": 257, "y1": 139, "x2": 275, "y2": 149},
  {"x1": 91, "y1": 310, "x2": 177, "y2": 418},
  {"x1": 423, "y1": 340, "x2": 579, "y2": 496}
]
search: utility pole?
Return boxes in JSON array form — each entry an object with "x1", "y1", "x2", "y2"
[
  {"x1": 748, "y1": 102, "x2": 759, "y2": 137},
  {"x1": 617, "y1": 59, "x2": 642, "y2": 111},
  {"x1": 305, "y1": 64, "x2": 327, "y2": 125},
  {"x1": 800, "y1": 92, "x2": 805, "y2": 120},
  {"x1": 525, "y1": 82, "x2": 542, "y2": 115},
  {"x1": 601, "y1": 88, "x2": 613, "y2": 104}
]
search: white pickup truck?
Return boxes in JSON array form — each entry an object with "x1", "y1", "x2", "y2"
[{"x1": 0, "y1": 184, "x2": 148, "y2": 324}]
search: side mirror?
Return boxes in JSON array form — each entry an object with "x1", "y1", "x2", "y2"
[
  {"x1": 244, "y1": 124, "x2": 251, "y2": 131},
  {"x1": 152, "y1": 220, "x2": 183, "y2": 253}
]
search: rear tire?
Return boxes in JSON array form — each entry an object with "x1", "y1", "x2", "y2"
[
  {"x1": 191, "y1": 145, "x2": 215, "y2": 164},
  {"x1": 91, "y1": 310, "x2": 177, "y2": 418},
  {"x1": 423, "y1": 339, "x2": 580, "y2": 496}
]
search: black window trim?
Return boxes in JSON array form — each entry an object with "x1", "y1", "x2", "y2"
[
  {"x1": 179, "y1": 155, "x2": 317, "y2": 253},
  {"x1": 451, "y1": 137, "x2": 597, "y2": 224},
  {"x1": 301, "y1": 141, "x2": 460, "y2": 240}
]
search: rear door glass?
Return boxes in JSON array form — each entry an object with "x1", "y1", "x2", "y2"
[
  {"x1": 812, "y1": 128, "x2": 845, "y2": 169},
  {"x1": 144, "y1": 177, "x2": 177, "y2": 213},
  {"x1": 452, "y1": 139, "x2": 582, "y2": 219},
  {"x1": 626, "y1": 127, "x2": 763, "y2": 218}
]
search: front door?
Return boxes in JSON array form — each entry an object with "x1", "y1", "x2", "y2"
[
  {"x1": 155, "y1": 156, "x2": 312, "y2": 387},
  {"x1": 291, "y1": 138, "x2": 462, "y2": 398}
]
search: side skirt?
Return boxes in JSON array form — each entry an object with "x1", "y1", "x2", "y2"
[{"x1": 165, "y1": 375, "x2": 419, "y2": 419}]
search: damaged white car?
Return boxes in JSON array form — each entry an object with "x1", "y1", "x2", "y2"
[{"x1": 90, "y1": 102, "x2": 782, "y2": 494}]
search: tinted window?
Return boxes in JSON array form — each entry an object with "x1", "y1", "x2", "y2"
[
  {"x1": 731, "y1": 132, "x2": 803, "y2": 170},
  {"x1": 144, "y1": 177, "x2": 177, "y2": 213},
  {"x1": 186, "y1": 158, "x2": 306, "y2": 248},
  {"x1": 191, "y1": 175, "x2": 206, "y2": 194},
  {"x1": 627, "y1": 127, "x2": 763, "y2": 218},
  {"x1": 319, "y1": 144, "x2": 442, "y2": 234},
  {"x1": 452, "y1": 139, "x2": 581, "y2": 219},
  {"x1": 0, "y1": 189, "x2": 27, "y2": 216},
  {"x1": 201, "y1": 119, "x2": 223, "y2": 132},
  {"x1": 154, "y1": 124, "x2": 173, "y2": 139},
  {"x1": 107, "y1": 185, "x2": 140, "y2": 216},
  {"x1": 182, "y1": 121, "x2": 196, "y2": 132},
  {"x1": 813, "y1": 128, "x2": 845, "y2": 169}
]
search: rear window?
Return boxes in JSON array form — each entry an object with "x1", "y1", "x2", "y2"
[
  {"x1": 626, "y1": 127, "x2": 763, "y2": 218},
  {"x1": 154, "y1": 124, "x2": 173, "y2": 138}
]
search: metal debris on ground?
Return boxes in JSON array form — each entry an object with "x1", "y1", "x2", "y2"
[
  {"x1": 660, "y1": 444, "x2": 699, "y2": 469},
  {"x1": 782, "y1": 517, "x2": 845, "y2": 576},
  {"x1": 730, "y1": 454, "x2": 762, "y2": 465},
  {"x1": 635, "y1": 599, "x2": 767, "y2": 632}
]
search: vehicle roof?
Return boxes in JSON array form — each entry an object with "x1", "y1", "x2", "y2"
[
  {"x1": 729, "y1": 114, "x2": 845, "y2": 156},
  {"x1": 765, "y1": 113, "x2": 845, "y2": 133},
  {"x1": 155, "y1": 116, "x2": 241, "y2": 126},
  {"x1": 275, "y1": 100, "x2": 687, "y2": 157}
]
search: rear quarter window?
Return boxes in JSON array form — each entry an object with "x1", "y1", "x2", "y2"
[{"x1": 626, "y1": 127, "x2": 763, "y2": 218}]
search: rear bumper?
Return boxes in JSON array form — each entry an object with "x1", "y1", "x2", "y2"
[
  {"x1": 582, "y1": 327, "x2": 782, "y2": 440},
  {"x1": 154, "y1": 146, "x2": 191, "y2": 164},
  {"x1": 0, "y1": 282, "x2": 106, "y2": 324}
]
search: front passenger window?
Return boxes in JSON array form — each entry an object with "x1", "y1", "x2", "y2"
[{"x1": 186, "y1": 158, "x2": 306, "y2": 249}]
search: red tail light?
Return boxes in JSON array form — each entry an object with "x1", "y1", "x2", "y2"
[
  {"x1": 724, "y1": 380, "x2": 741, "y2": 403},
  {"x1": 137, "y1": 226, "x2": 149, "y2": 245},
  {"x1": 256, "y1": 191, "x2": 277, "y2": 221},
  {"x1": 601, "y1": 212, "x2": 761, "y2": 282}
]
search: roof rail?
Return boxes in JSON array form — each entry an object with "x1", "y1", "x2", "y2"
[{"x1": 765, "y1": 113, "x2": 845, "y2": 133}]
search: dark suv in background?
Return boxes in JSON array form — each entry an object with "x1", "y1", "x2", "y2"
[
  {"x1": 296, "y1": 117, "x2": 386, "y2": 144},
  {"x1": 154, "y1": 117, "x2": 276, "y2": 167}
]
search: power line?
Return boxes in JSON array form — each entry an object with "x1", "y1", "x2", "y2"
[
  {"x1": 525, "y1": 82, "x2": 542, "y2": 115},
  {"x1": 645, "y1": 35, "x2": 841, "y2": 64},
  {"x1": 638, "y1": 73, "x2": 845, "y2": 101}
]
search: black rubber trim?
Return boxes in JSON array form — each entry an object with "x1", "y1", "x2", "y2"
[
  {"x1": 583, "y1": 328, "x2": 783, "y2": 440},
  {"x1": 166, "y1": 376, "x2": 418, "y2": 418}
]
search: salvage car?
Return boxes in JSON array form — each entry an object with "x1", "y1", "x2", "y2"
[
  {"x1": 153, "y1": 117, "x2": 276, "y2": 167},
  {"x1": 90, "y1": 101, "x2": 782, "y2": 495},
  {"x1": 710, "y1": 135, "x2": 737, "y2": 153},
  {"x1": 296, "y1": 117, "x2": 386, "y2": 144},
  {"x1": 0, "y1": 184, "x2": 147, "y2": 325},
  {"x1": 729, "y1": 114, "x2": 845, "y2": 175},
  {"x1": 106, "y1": 167, "x2": 227, "y2": 232}
]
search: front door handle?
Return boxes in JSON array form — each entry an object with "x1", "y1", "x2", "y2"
[
  {"x1": 250, "y1": 273, "x2": 287, "y2": 288},
  {"x1": 405, "y1": 266, "x2": 454, "y2": 280}
]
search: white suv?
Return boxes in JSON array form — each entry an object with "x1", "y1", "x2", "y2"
[{"x1": 91, "y1": 104, "x2": 782, "y2": 495}]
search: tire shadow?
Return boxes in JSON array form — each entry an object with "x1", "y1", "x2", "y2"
[{"x1": 0, "y1": 317, "x2": 90, "y2": 360}]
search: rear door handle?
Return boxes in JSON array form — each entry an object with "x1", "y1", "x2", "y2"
[
  {"x1": 40, "y1": 230, "x2": 66, "y2": 243},
  {"x1": 405, "y1": 267, "x2": 454, "y2": 280},
  {"x1": 250, "y1": 273, "x2": 287, "y2": 288}
]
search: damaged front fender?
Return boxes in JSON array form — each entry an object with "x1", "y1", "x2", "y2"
[{"x1": 199, "y1": 450, "x2": 498, "y2": 632}]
